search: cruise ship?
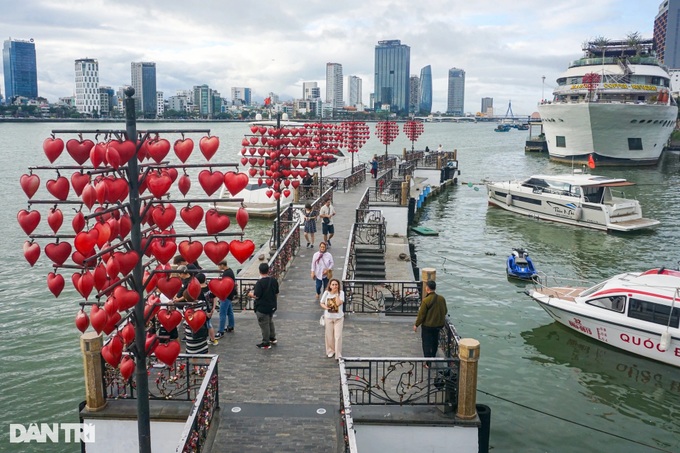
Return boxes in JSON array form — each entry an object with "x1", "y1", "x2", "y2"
[{"x1": 538, "y1": 38, "x2": 678, "y2": 166}]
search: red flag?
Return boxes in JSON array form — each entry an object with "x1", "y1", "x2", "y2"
[
  {"x1": 587, "y1": 154, "x2": 596, "y2": 169},
  {"x1": 264, "y1": 97, "x2": 271, "y2": 106}
]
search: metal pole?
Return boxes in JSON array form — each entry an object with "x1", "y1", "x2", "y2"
[
  {"x1": 275, "y1": 112, "x2": 281, "y2": 250},
  {"x1": 125, "y1": 86, "x2": 152, "y2": 453}
]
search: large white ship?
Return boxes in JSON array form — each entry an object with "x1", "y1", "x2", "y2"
[{"x1": 538, "y1": 38, "x2": 677, "y2": 166}]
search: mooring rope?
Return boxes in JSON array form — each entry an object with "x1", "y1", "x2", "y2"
[{"x1": 477, "y1": 388, "x2": 675, "y2": 452}]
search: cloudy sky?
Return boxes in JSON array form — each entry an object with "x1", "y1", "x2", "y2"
[{"x1": 2, "y1": 0, "x2": 661, "y2": 115}]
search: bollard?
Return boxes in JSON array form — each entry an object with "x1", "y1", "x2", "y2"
[
  {"x1": 80, "y1": 332, "x2": 107, "y2": 411},
  {"x1": 421, "y1": 268, "x2": 436, "y2": 296},
  {"x1": 456, "y1": 338, "x2": 480, "y2": 420},
  {"x1": 437, "y1": 156, "x2": 442, "y2": 170},
  {"x1": 401, "y1": 181, "x2": 409, "y2": 206}
]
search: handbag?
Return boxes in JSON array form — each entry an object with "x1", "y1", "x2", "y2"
[
  {"x1": 325, "y1": 269, "x2": 333, "y2": 280},
  {"x1": 319, "y1": 315, "x2": 325, "y2": 326}
]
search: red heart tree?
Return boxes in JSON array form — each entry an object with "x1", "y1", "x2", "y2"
[
  {"x1": 375, "y1": 120, "x2": 400, "y2": 156},
  {"x1": 403, "y1": 120, "x2": 425, "y2": 152},
  {"x1": 339, "y1": 121, "x2": 370, "y2": 170}
]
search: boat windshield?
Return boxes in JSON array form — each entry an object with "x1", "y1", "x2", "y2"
[
  {"x1": 579, "y1": 281, "x2": 607, "y2": 297},
  {"x1": 522, "y1": 178, "x2": 581, "y2": 197}
]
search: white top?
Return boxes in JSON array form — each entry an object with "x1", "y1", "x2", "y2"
[
  {"x1": 321, "y1": 290, "x2": 344, "y2": 319},
  {"x1": 311, "y1": 251, "x2": 334, "y2": 280},
  {"x1": 319, "y1": 204, "x2": 336, "y2": 225}
]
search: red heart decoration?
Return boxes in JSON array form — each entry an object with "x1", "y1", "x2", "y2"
[
  {"x1": 46, "y1": 208, "x2": 64, "y2": 234},
  {"x1": 114, "y1": 286, "x2": 139, "y2": 311},
  {"x1": 178, "y1": 240, "x2": 203, "y2": 264},
  {"x1": 146, "y1": 173, "x2": 172, "y2": 198},
  {"x1": 81, "y1": 185, "x2": 97, "y2": 209},
  {"x1": 17, "y1": 209, "x2": 41, "y2": 235},
  {"x1": 46, "y1": 176, "x2": 70, "y2": 201},
  {"x1": 224, "y1": 171, "x2": 249, "y2": 196},
  {"x1": 156, "y1": 276, "x2": 182, "y2": 300},
  {"x1": 120, "y1": 322, "x2": 135, "y2": 344},
  {"x1": 145, "y1": 333, "x2": 158, "y2": 355},
  {"x1": 66, "y1": 139, "x2": 94, "y2": 165},
  {"x1": 184, "y1": 308, "x2": 207, "y2": 332},
  {"x1": 20, "y1": 174, "x2": 41, "y2": 199},
  {"x1": 198, "y1": 170, "x2": 224, "y2": 196},
  {"x1": 119, "y1": 356, "x2": 135, "y2": 380},
  {"x1": 151, "y1": 239, "x2": 177, "y2": 265},
  {"x1": 90, "y1": 305, "x2": 108, "y2": 334},
  {"x1": 157, "y1": 308, "x2": 183, "y2": 331},
  {"x1": 180, "y1": 205, "x2": 204, "y2": 230},
  {"x1": 199, "y1": 136, "x2": 220, "y2": 160},
  {"x1": 208, "y1": 277, "x2": 235, "y2": 301},
  {"x1": 147, "y1": 138, "x2": 171, "y2": 163},
  {"x1": 154, "y1": 341, "x2": 180, "y2": 367},
  {"x1": 178, "y1": 174, "x2": 191, "y2": 196},
  {"x1": 23, "y1": 241, "x2": 40, "y2": 266},
  {"x1": 185, "y1": 277, "x2": 201, "y2": 301},
  {"x1": 74, "y1": 270, "x2": 94, "y2": 299},
  {"x1": 108, "y1": 140, "x2": 136, "y2": 166},
  {"x1": 75, "y1": 309, "x2": 89, "y2": 333},
  {"x1": 107, "y1": 177, "x2": 129, "y2": 203},
  {"x1": 203, "y1": 241, "x2": 229, "y2": 265},
  {"x1": 119, "y1": 214, "x2": 132, "y2": 239},
  {"x1": 74, "y1": 230, "x2": 99, "y2": 256},
  {"x1": 72, "y1": 211, "x2": 86, "y2": 234},
  {"x1": 151, "y1": 204, "x2": 177, "y2": 230},
  {"x1": 145, "y1": 295, "x2": 161, "y2": 322},
  {"x1": 89, "y1": 142, "x2": 107, "y2": 168},
  {"x1": 44, "y1": 242, "x2": 72, "y2": 266},
  {"x1": 47, "y1": 272, "x2": 65, "y2": 297},
  {"x1": 43, "y1": 137, "x2": 65, "y2": 163},
  {"x1": 229, "y1": 239, "x2": 255, "y2": 263},
  {"x1": 104, "y1": 296, "x2": 119, "y2": 316},
  {"x1": 93, "y1": 222, "x2": 112, "y2": 248},
  {"x1": 93, "y1": 264, "x2": 108, "y2": 291},
  {"x1": 102, "y1": 311, "x2": 122, "y2": 334},
  {"x1": 236, "y1": 207, "x2": 249, "y2": 231},
  {"x1": 101, "y1": 344, "x2": 121, "y2": 368},
  {"x1": 174, "y1": 138, "x2": 194, "y2": 162},
  {"x1": 115, "y1": 251, "x2": 139, "y2": 275},
  {"x1": 205, "y1": 209, "x2": 230, "y2": 234},
  {"x1": 70, "y1": 172, "x2": 90, "y2": 197}
]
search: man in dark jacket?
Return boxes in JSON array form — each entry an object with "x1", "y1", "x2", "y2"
[
  {"x1": 248, "y1": 263, "x2": 279, "y2": 349},
  {"x1": 215, "y1": 260, "x2": 237, "y2": 338},
  {"x1": 413, "y1": 280, "x2": 448, "y2": 362}
]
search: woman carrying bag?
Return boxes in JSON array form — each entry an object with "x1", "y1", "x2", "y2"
[{"x1": 320, "y1": 278, "x2": 344, "y2": 359}]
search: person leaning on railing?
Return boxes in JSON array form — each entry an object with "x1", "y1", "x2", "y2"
[{"x1": 413, "y1": 280, "x2": 448, "y2": 366}]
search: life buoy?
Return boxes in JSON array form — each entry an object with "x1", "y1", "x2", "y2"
[
  {"x1": 506, "y1": 194, "x2": 512, "y2": 206},
  {"x1": 658, "y1": 89, "x2": 669, "y2": 104}
]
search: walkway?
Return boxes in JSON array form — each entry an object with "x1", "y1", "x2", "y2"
[{"x1": 207, "y1": 174, "x2": 424, "y2": 452}]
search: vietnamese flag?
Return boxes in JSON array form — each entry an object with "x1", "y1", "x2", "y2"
[
  {"x1": 264, "y1": 97, "x2": 272, "y2": 106},
  {"x1": 588, "y1": 154, "x2": 596, "y2": 169}
]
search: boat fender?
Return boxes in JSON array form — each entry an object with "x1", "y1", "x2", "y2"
[
  {"x1": 506, "y1": 194, "x2": 512, "y2": 206},
  {"x1": 574, "y1": 206, "x2": 582, "y2": 220}
]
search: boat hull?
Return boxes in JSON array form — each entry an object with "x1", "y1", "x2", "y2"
[
  {"x1": 537, "y1": 102, "x2": 677, "y2": 166},
  {"x1": 529, "y1": 292, "x2": 680, "y2": 367}
]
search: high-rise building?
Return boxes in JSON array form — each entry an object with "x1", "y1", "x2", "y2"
[
  {"x1": 447, "y1": 68, "x2": 465, "y2": 115},
  {"x1": 156, "y1": 91, "x2": 165, "y2": 117},
  {"x1": 302, "y1": 81, "x2": 320, "y2": 100},
  {"x1": 419, "y1": 65, "x2": 432, "y2": 115},
  {"x1": 193, "y1": 84, "x2": 221, "y2": 117},
  {"x1": 326, "y1": 63, "x2": 343, "y2": 110},
  {"x1": 99, "y1": 86, "x2": 115, "y2": 117},
  {"x1": 131, "y1": 62, "x2": 157, "y2": 117},
  {"x1": 374, "y1": 40, "x2": 410, "y2": 114},
  {"x1": 409, "y1": 75, "x2": 420, "y2": 114},
  {"x1": 231, "y1": 87, "x2": 251, "y2": 106},
  {"x1": 347, "y1": 76, "x2": 362, "y2": 107},
  {"x1": 481, "y1": 97, "x2": 493, "y2": 116},
  {"x1": 3, "y1": 38, "x2": 38, "y2": 102},
  {"x1": 654, "y1": 0, "x2": 680, "y2": 68},
  {"x1": 74, "y1": 58, "x2": 100, "y2": 115}
]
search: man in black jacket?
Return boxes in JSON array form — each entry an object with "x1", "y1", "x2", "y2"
[{"x1": 249, "y1": 263, "x2": 279, "y2": 349}]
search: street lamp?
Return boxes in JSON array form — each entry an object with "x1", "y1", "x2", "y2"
[{"x1": 542, "y1": 75, "x2": 546, "y2": 102}]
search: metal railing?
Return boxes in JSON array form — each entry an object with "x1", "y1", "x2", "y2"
[
  {"x1": 398, "y1": 161, "x2": 416, "y2": 177},
  {"x1": 339, "y1": 319, "x2": 461, "y2": 452},
  {"x1": 176, "y1": 356, "x2": 220, "y2": 452},
  {"x1": 324, "y1": 166, "x2": 367, "y2": 193},
  {"x1": 342, "y1": 280, "x2": 421, "y2": 314},
  {"x1": 367, "y1": 186, "x2": 400, "y2": 204}
]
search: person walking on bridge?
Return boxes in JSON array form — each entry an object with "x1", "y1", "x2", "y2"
[
  {"x1": 319, "y1": 198, "x2": 336, "y2": 247},
  {"x1": 311, "y1": 242, "x2": 334, "y2": 302},
  {"x1": 413, "y1": 280, "x2": 448, "y2": 365},
  {"x1": 249, "y1": 263, "x2": 279, "y2": 349}
]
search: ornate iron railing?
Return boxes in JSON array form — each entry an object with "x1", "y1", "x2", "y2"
[
  {"x1": 398, "y1": 161, "x2": 415, "y2": 177},
  {"x1": 324, "y1": 166, "x2": 367, "y2": 193},
  {"x1": 269, "y1": 217, "x2": 301, "y2": 282},
  {"x1": 233, "y1": 278, "x2": 258, "y2": 311},
  {"x1": 355, "y1": 221, "x2": 386, "y2": 252},
  {"x1": 342, "y1": 280, "x2": 421, "y2": 314},
  {"x1": 403, "y1": 150, "x2": 424, "y2": 162},
  {"x1": 103, "y1": 353, "x2": 218, "y2": 402},
  {"x1": 355, "y1": 208, "x2": 383, "y2": 224},
  {"x1": 339, "y1": 319, "x2": 461, "y2": 452},
  {"x1": 357, "y1": 188, "x2": 370, "y2": 213},
  {"x1": 353, "y1": 163, "x2": 367, "y2": 174},
  {"x1": 176, "y1": 356, "x2": 220, "y2": 452},
  {"x1": 375, "y1": 168, "x2": 393, "y2": 192},
  {"x1": 367, "y1": 186, "x2": 400, "y2": 204}
]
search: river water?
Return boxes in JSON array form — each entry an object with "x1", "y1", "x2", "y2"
[{"x1": 1, "y1": 121, "x2": 679, "y2": 452}]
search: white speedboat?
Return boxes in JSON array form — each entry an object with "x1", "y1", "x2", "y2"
[
  {"x1": 486, "y1": 171, "x2": 659, "y2": 232},
  {"x1": 215, "y1": 114, "x2": 356, "y2": 217},
  {"x1": 538, "y1": 38, "x2": 677, "y2": 166},
  {"x1": 526, "y1": 268, "x2": 680, "y2": 367}
]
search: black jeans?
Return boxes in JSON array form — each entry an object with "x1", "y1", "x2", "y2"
[{"x1": 421, "y1": 325, "x2": 441, "y2": 358}]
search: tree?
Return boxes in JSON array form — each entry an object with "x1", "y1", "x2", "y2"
[{"x1": 626, "y1": 31, "x2": 642, "y2": 57}]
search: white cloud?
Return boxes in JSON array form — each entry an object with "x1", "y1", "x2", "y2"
[{"x1": 1, "y1": 0, "x2": 659, "y2": 115}]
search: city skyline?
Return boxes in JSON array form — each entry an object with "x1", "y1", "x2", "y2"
[{"x1": 0, "y1": 1, "x2": 660, "y2": 115}]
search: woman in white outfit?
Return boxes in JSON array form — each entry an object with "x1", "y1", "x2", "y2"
[{"x1": 320, "y1": 278, "x2": 344, "y2": 359}]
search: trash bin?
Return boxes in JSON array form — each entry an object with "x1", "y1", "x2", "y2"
[{"x1": 476, "y1": 404, "x2": 491, "y2": 453}]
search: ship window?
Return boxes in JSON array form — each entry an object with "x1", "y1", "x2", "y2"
[
  {"x1": 587, "y1": 296, "x2": 626, "y2": 313},
  {"x1": 556, "y1": 136, "x2": 566, "y2": 147},
  {"x1": 628, "y1": 138, "x2": 643, "y2": 150},
  {"x1": 653, "y1": 120, "x2": 659, "y2": 124},
  {"x1": 630, "y1": 120, "x2": 637, "y2": 123},
  {"x1": 628, "y1": 297, "x2": 680, "y2": 328}
]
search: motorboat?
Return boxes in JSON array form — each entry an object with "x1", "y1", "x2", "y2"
[
  {"x1": 214, "y1": 114, "x2": 356, "y2": 217},
  {"x1": 494, "y1": 124, "x2": 511, "y2": 132},
  {"x1": 537, "y1": 37, "x2": 677, "y2": 166},
  {"x1": 486, "y1": 170, "x2": 659, "y2": 232},
  {"x1": 525, "y1": 268, "x2": 680, "y2": 367},
  {"x1": 506, "y1": 248, "x2": 538, "y2": 280}
]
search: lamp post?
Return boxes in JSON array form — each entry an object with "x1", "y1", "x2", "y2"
[{"x1": 542, "y1": 75, "x2": 546, "y2": 102}]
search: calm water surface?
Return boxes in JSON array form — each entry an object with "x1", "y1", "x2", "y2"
[{"x1": 1, "y1": 121, "x2": 679, "y2": 452}]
